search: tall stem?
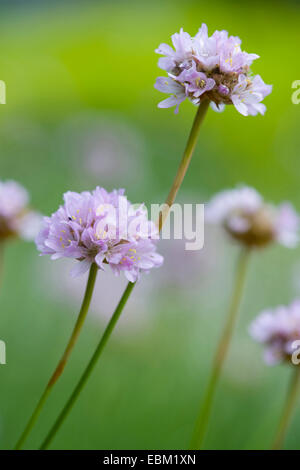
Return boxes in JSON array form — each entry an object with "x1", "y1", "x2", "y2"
[
  {"x1": 14, "y1": 262, "x2": 98, "y2": 450},
  {"x1": 190, "y1": 248, "x2": 250, "y2": 450},
  {"x1": 40, "y1": 281, "x2": 135, "y2": 449},
  {"x1": 272, "y1": 367, "x2": 300, "y2": 450},
  {"x1": 38, "y1": 101, "x2": 209, "y2": 449},
  {"x1": 158, "y1": 99, "x2": 209, "y2": 231},
  {"x1": 0, "y1": 242, "x2": 4, "y2": 294}
]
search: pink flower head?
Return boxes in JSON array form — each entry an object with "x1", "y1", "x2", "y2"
[
  {"x1": 206, "y1": 186, "x2": 299, "y2": 248},
  {"x1": 155, "y1": 24, "x2": 272, "y2": 115},
  {"x1": 36, "y1": 187, "x2": 163, "y2": 281},
  {"x1": 0, "y1": 180, "x2": 41, "y2": 241},
  {"x1": 250, "y1": 300, "x2": 300, "y2": 365}
]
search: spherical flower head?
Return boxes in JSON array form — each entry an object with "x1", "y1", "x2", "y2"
[
  {"x1": 250, "y1": 300, "x2": 300, "y2": 365},
  {"x1": 154, "y1": 24, "x2": 272, "y2": 115},
  {"x1": 0, "y1": 180, "x2": 41, "y2": 241},
  {"x1": 206, "y1": 186, "x2": 299, "y2": 249},
  {"x1": 36, "y1": 187, "x2": 163, "y2": 281}
]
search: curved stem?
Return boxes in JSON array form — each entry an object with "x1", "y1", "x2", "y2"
[
  {"x1": 14, "y1": 262, "x2": 98, "y2": 450},
  {"x1": 272, "y1": 367, "x2": 300, "y2": 450},
  {"x1": 40, "y1": 281, "x2": 135, "y2": 449},
  {"x1": 39, "y1": 101, "x2": 210, "y2": 449},
  {"x1": 190, "y1": 248, "x2": 250, "y2": 450}
]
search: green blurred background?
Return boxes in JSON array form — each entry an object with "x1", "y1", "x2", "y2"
[{"x1": 1, "y1": 0, "x2": 300, "y2": 450}]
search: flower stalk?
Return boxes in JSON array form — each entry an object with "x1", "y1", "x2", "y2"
[
  {"x1": 14, "y1": 262, "x2": 98, "y2": 450},
  {"x1": 0, "y1": 243, "x2": 4, "y2": 293},
  {"x1": 272, "y1": 366, "x2": 300, "y2": 450},
  {"x1": 190, "y1": 248, "x2": 250, "y2": 450},
  {"x1": 40, "y1": 281, "x2": 135, "y2": 449},
  {"x1": 159, "y1": 99, "x2": 209, "y2": 230},
  {"x1": 37, "y1": 101, "x2": 209, "y2": 448}
]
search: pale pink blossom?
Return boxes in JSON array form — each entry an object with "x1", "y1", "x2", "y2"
[
  {"x1": 206, "y1": 186, "x2": 299, "y2": 248},
  {"x1": 155, "y1": 24, "x2": 272, "y2": 115},
  {"x1": 250, "y1": 300, "x2": 300, "y2": 365}
]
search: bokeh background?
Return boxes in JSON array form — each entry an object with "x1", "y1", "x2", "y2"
[{"x1": 0, "y1": 0, "x2": 300, "y2": 450}]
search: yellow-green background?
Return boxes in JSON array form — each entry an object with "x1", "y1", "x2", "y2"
[{"x1": 0, "y1": 0, "x2": 300, "y2": 449}]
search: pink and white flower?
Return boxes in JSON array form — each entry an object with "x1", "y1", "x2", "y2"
[
  {"x1": 36, "y1": 187, "x2": 163, "y2": 281},
  {"x1": 155, "y1": 24, "x2": 272, "y2": 115}
]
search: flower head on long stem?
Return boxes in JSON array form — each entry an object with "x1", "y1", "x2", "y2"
[
  {"x1": 250, "y1": 300, "x2": 300, "y2": 449},
  {"x1": 36, "y1": 98, "x2": 210, "y2": 449},
  {"x1": 189, "y1": 187, "x2": 299, "y2": 449},
  {"x1": 15, "y1": 186, "x2": 163, "y2": 449}
]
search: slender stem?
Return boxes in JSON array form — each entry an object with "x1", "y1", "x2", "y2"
[
  {"x1": 158, "y1": 99, "x2": 209, "y2": 231},
  {"x1": 40, "y1": 281, "x2": 135, "y2": 449},
  {"x1": 14, "y1": 263, "x2": 98, "y2": 450},
  {"x1": 272, "y1": 366, "x2": 300, "y2": 450},
  {"x1": 0, "y1": 242, "x2": 4, "y2": 294},
  {"x1": 39, "y1": 101, "x2": 210, "y2": 449},
  {"x1": 190, "y1": 248, "x2": 250, "y2": 450}
]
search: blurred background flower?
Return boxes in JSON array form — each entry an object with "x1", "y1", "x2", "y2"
[
  {"x1": 56, "y1": 112, "x2": 148, "y2": 189},
  {"x1": 0, "y1": 0, "x2": 300, "y2": 450},
  {"x1": 206, "y1": 185, "x2": 299, "y2": 248},
  {"x1": 0, "y1": 180, "x2": 41, "y2": 241},
  {"x1": 250, "y1": 300, "x2": 300, "y2": 365}
]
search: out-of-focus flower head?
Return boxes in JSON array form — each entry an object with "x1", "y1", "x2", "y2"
[
  {"x1": 58, "y1": 112, "x2": 147, "y2": 186},
  {"x1": 206, "y1": 186, "x2": 299, "y2": 248},
  {"x1": 250, "y1": 300, "x2": 300, "y2": 365},
  {"x1": 0, "y1": 180, "x2": 41, "y2": 241},
  {"x1": 155, "y1": 24, "x2": 272, "y2": 115},
  {"x1": 36, "y1": 187, "x2": 163, "y2": 281}
]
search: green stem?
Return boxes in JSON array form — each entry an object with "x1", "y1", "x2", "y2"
[
  {"x1": 14, "y1": 262, "x2": 98, "y2": 450},
  {"x1": 38, "y1": 101, "x2": 210, "y2": 449},
  {"x1": 158, "y1": 99, "x2": 209, "y2": 231},
  {"x1": 0, "y1": 242, "x2": 4, "y2": 294},
  {"x1": 190, "y1": 248, "x2": 250, "y2": 450},
  {"x1": 40, "y1": 281, "x2": 135, "y2": 449},
  {"x1": 272, "y1": 366, "x2": 300, "y2": 450}
]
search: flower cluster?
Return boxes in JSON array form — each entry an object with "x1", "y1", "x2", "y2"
[
  {"x1": 36, "y1": 187, "x2": 163, "y2": 281},
  {"x1": 206, "y1": 186, "x2": 299, "y2": 248},
  {"x1": 0, "y1": 180, "x2": 41, "y2": 241},
  {"x1": 155, "y1": 25, "x2": 272, "y2": 115},
  {"x1": 250, "y1": 300, "x2": 300, "y2": 365}
]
